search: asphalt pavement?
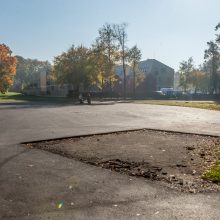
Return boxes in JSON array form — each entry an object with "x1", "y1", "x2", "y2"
[{"x1": 0, "y1": 102, "x2": 220, "y2": 219}]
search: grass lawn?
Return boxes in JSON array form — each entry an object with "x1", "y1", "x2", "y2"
[
  {"x1": 202, "y1": 160, "x2": 220, "y2": 183},
  {"x1": 136, "y1": 100, "x2": 220, "y2": 111},
  {"x1": 0, "y1": 92, "x2": 72, "y2": 104}
]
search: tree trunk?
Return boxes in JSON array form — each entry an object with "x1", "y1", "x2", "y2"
[
  {"x1": 109, "y1": 77, "x2": 112, "y2": 99},
  {"x1": 122, "y1": 33, "x2": 126, "y2": 100},
  {"x1": 101, "y1": 77, "x2": 104, "y2": 98},
  {"x1": 194, "y1": 87, "x2": 197, "y2": 94},
  {"x1": 123, "y1": 58, "x2": 126, "y2": 99},
  {"x1": 133, "y1": 65, "x2": 136, "y2": 99}
]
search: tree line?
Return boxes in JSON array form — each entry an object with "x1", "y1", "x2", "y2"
[
  {"x1": 1, "y1": 22, "x2": 220, "y2": 97},
  {"x1": 0, "y1": 23, "x2": 142, "y2": 98},
  {"x1": 52, "y1": 23, "x2": 142, "y2": 98},
  {"x1": 178, "y1": 23, "x2": 220, "y2": 95}
]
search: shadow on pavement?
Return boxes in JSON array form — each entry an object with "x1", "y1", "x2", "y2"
[{"x1": 0, "y1": 101, "x2": 127, "y2": 109}]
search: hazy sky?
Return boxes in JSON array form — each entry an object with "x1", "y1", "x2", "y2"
[{"x1": 1, "y1": 0, "x2": 220, "y2": 71}]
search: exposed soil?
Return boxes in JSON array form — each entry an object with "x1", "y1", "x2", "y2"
[{"x1": 25, "y1": 129, "x2": 220, "y2": 193}]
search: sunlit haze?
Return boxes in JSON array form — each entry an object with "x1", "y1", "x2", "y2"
[{"x1": 1, "y1": 0, "x2": 220, "y2": 70}]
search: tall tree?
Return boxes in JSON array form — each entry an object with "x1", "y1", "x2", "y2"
[
  {"x1": 204, "y1": 41, "x2": 220, "y2": 94},
  {"x1": 96, "y1": 24, "x2": 119, "y2": 94},
  {"x1": 114, "y1": 23, "x2": 128, "y2": 99},
  {"x1": 0, "y1": 44, "x2": 17, "y2": 93},
  {"x1": 215, "y1": 22, "x2": 220, "y2": 43},
  {"x1": 178, "y1": 57, "x2": 194, "y2": 92},
  {"x1": 53, "y1": 45, "x2": 98, "y2": 92},
  {"x1": 91, "y1": 40, "x2": 112, "y2": 94},
  {"x1": 127, "y1": 45, "x2": 142, "y2": 98}
]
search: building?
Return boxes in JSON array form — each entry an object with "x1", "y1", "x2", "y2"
[
  {"x1": 138, "y1": 59, "x2": 174, "y2": 90},
  {"x1": 114, "y1": 59, "x2": 175, "y2": 97}
]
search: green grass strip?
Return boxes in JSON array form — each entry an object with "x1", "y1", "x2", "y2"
[{"x1": 202, "y1": 160, "x2": 220, "y2": 183}]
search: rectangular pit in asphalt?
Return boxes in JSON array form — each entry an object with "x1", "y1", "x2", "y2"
[{"x1": 24, "y1": 129, "x2": 220, "y2": 193}]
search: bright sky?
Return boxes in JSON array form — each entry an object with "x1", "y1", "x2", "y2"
[{"x1": 1, "y1": 0, "x2": 220, "y2": 71}]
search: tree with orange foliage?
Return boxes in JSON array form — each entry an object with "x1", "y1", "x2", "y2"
[{"x1": 0, "y1": 44, "x2": 17, "y2": 93}]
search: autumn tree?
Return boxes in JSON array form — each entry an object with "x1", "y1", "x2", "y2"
[
  {"x1": 0, "y1": 44, "x2": 17, "y2": 93},
  {"x1": 178, "y1": 57, "x2": 194, "y2": 92},
  {"x1": 91, "y1": 41, "x2": 111, "y2": 94},
  {"x1": 127, "y1": 45, "x2": 142, "y2": 98},
  {"x1": 53, "y1": 45, "x2": 98, "y2": 92},
  {"x1": 95, "y1": 24, "x2": 119, "y2": 93},
  {"x1": 204, "y1": 41, "x2": 220, "y2": 94},
  {"x1": 190, "y1": 69, "x2": 208, "y2": 94}
]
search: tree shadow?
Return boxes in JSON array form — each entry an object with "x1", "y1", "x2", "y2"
[
  {"x1": 0, "y1": 93, "x2": 134, "y2": 109},
  {"x1": 0, "y1": 100, "x2": 125, "y2": 109},
  {"x1": 0, "y1": 94, "x2": 73, "y2": 103},
  {"x1": 0, "y1": 102, "x2": 74, "y2": 109}
]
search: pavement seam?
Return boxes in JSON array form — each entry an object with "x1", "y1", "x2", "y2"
[{"x1": 20, "y1": 127, "x2": 220, "y2": 144}]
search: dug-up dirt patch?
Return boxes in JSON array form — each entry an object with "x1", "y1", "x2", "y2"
[{"x1": 25, "y1": 129, "x2": 220, "y2": 193}]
